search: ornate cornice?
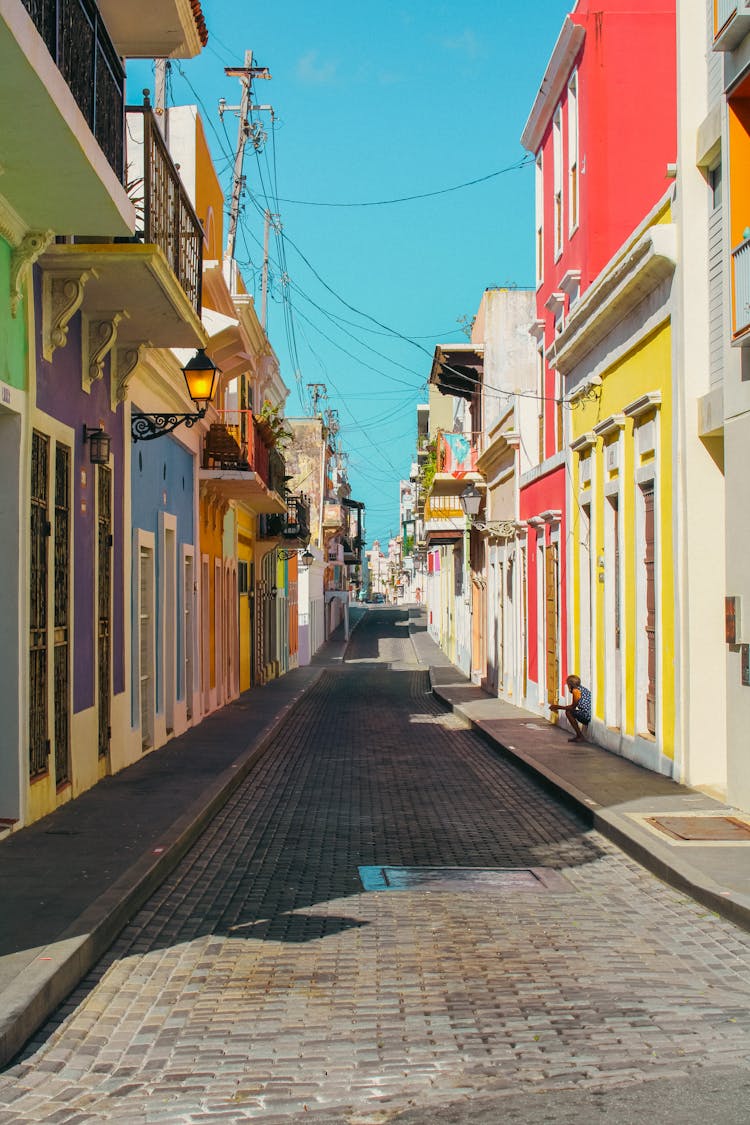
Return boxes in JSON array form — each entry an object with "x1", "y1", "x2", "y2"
[
  {"x1": 547, "y1": 220, "x2": 677, "y2": 376},
  {"x1": 10, "y1": 230, "x2": 54, "y2": 317},
  {"x1": 623, "y1": 392, "x2": 662, "y2": 420},
  {"x1": 0, "y1": 191, "x2": 27, "y2": 249},
  {"x1": 42, "y1": 270, "x2": 96, "y2": 361},
  {"x1": 594, "y1": 414, "x2": 626, "y2": 439},
  {"x1": 570, "y1": 430, "x2": 597, "y2": 453},
  {"x1": 111, "y1": 343, "x2": 147, "y2": 409},
  {"x1": 83, "y1": 312, "x2": 126, "y2": 390}
]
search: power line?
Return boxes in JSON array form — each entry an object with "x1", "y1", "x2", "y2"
[{"x1": 275, "y1": 156, "x2": 533, "y2": 207}]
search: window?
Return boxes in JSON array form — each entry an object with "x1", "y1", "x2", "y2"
[
  {"x1": 537, "y1": 346, "x2": 545, "y2": 462},
  {"x1": 238, "y1": 560, "x2": 249, "y2": 595},
  {"x1": 535, "y1": 154, "x2": 544, "y2": 284},
  {"x1": 709, "y1": 161, "x2": 722, "y2": 211},
  {"x1": 553, "y1": 108, "x2": 563, "y2": 258},
  {"x1": 568, "y1": 73, "x2": 579, "y2": 234}
]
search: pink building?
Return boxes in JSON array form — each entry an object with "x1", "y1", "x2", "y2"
[{"x1": 519, "y1": 0, "x2": 676, "y2": 711}]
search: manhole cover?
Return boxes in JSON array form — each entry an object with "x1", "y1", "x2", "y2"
[
  {"x1": 358, "y1": 866, "x2": 570, "y2": 892},
  {"x1": 646, "y1": 815, "x2": 750, "y2": 842}
]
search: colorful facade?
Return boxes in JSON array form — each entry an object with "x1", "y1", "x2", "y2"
[
  {"x1": 0, "y1": 0, "x2": 211, "y2": 830},
  {"x1": 519, "y1": 0, "x2": 677, "y2": 718},
  {"x1": 558, "y1": 200, "x2": 678, "y2": 770}
]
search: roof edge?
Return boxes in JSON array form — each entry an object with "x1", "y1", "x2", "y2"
[{"x1": 521, "y1": 18, "x2": 585, "y2": 154}]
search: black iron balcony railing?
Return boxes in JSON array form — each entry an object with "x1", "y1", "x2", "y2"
[
  {"x1": 283, "y1": 494, "x2": 311, "y2": 543},
  {"x1": 125, "y1": 98, "x2": 203, "y2": 316},
  {"x1": 22, "y1": 0, "x2": 125, "y2": 181}
]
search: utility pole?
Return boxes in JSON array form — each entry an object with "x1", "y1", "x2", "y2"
[
  {"x1": 261, "y1": 208, "x2": 280, "y2": 330},
  {"x1": 220, "y1": 50, "x2": 271, "y2": 266},
  {"x1": 154, "y1": 59, "x2": 170, "y2": 140},
  {"x1": 307, "y1": 383, "x2": 327, "y2": 416}
]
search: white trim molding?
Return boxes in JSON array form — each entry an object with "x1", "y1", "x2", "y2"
[
  {"x1": 545, "y1": 291, "x2": 566, "y2": 316},
  {"x1": 547, "y1": 215, "x2": 677, "y2": 376},
  {"x1": 528, "y1": 317, "x2": 546, "y2": 343},
  {"x1": 624, "y1": 391, "x2": 662, "y2": 419},
  {"x1": 521, "y1": 18, "x2": 586, "y2": 153},
  {"x1": 570, "y1": 430, "x2": 597, "y2": 453},
  {"x1": 594, "y1": 414, "x2": 626, "y2": 439}
]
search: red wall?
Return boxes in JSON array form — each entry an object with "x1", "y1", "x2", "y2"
[
  {"x1": 519, "y1": 467, "x2": 567, "y2": 686},
  {"x1": 521, "y1": 0, "x2": 676, "y2": 692},
  {"x1": 537, "y1": 1, "x2": 677, "y2": 312}
]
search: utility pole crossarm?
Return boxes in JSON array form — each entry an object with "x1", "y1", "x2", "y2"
[{"x1": 223, "y1": 50, "x2": 273, "y2": 268}]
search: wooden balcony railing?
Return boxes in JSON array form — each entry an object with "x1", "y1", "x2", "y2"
[
  {"x1": 125, "y1": 98, "x2": 203, "y2": 316},
  {"x1": 203, "y1": 410, "x2": 271, "y2": 482},
  {"x1": 21, "y1": 0, "x2": 125, "y2": 180}
]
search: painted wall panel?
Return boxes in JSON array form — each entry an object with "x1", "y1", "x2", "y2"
[
  {"x1": 0, "y1": 238, "x2": 27, "y2": 390},
  {"x1": 34, "y1": 291, "x2": 125, "y2": 711}
]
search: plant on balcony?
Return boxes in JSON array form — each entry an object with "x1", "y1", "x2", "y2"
[
  {"x1": 256, "y1": 401, "x2": 293, "y2": 449},
  {"x1": 125, "y1": 167, "x2": 145, "y2": 234},
  {"x1": 403, "y1": 534, "x2": 415, "y2": 556},
  {"x1": 419, "y1": 441, "x2": 437, "y2": 495}
]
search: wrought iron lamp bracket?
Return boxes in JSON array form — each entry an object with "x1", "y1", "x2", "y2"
[
  {"x1": 131, "y1": 409, "x2": 206, "y2": 442},
  {"x1": 473, "y1": 519, "x2": 518, "y2": 538}
]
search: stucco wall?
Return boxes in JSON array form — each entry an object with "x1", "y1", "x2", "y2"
[{"x1": 0, "y1": 237, "x2": 27, "y2": 390}]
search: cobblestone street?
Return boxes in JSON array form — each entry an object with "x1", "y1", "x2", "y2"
[{"x1": 2, "y1": 609, "x2": 750, "y2": 1123}]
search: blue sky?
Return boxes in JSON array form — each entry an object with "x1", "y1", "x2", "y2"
[{"x1": 127, "y1": 2, "x2": 571, "y2": 546}]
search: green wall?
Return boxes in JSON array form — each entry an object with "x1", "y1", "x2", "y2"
[{"x1": 0, "y1": 237, "x2": 27, "y2": 391}]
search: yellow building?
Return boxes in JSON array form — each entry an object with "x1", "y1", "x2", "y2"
[{"x1": 550, "y1": 195, "x2": 678, "y2": 773}]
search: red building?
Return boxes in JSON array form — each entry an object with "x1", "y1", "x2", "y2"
[{"x1": 519, "y1": 0, "x2": 676, "y2": 712}]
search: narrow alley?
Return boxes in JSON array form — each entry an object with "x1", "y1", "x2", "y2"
[{"x1": 1, "y1": 610, "x2": 749, "y2": 1123}]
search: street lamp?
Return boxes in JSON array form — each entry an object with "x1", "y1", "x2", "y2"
[
  {"x1": 131, "y1": 348, "x2": 220, "y2": 441},
  {"x1": 459, "y1": 483, "x2": 482, "y2": 518},
  {"x1": 83, "y1": 424, "x2": 111, "y2": 465},
  {"x1": 277, "y1": 547, "x2": 315, "y2": 567}
]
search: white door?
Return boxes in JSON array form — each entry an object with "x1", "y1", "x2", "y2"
[{"x1": 139, "y1": 546, "x2": 155, "y2": 750}]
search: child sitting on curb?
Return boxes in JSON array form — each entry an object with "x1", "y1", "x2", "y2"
[{"x1": 549, "y1": 675, "x2": 591, "y2": 742}]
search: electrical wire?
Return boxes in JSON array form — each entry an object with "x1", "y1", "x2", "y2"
[{"x1": 275, "y1": 156, "x2": 533, "y2": 207}]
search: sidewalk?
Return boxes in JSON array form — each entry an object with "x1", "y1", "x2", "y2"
[
  {"x1": 409, "y1": 609, "x2": 750, "y2": 935},
  {"x1": 0, "y1": 616, "x2": 361, "y2": 1069}
]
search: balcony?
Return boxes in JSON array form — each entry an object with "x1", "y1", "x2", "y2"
[
  {"x1": 198, "y1": 411, "x2": 286, "y2": 514},
  {"x1": 125, "y1": 101, "x2": 203, "y2": 319},
  {"x1": 323, "y1": 502, "x2": 345, "y2": 531},
  {"x1": 423, "y1": 494, "x2": 466, "y2": 548},
  {"x1": 713, "y1": 0, "x2": 750, "y2": 50},
  {"x1": 283, "y1": 494, "x2": 311, "y2": 545},
  {"x1": 0, "y1": 0, "x2": 133, "y2": 233},
  {"x1": 732, "y1": 237, "x2": 750, "y2": 341},
  {"x1": 38, "y1": 100, "x2": 204, "y2": 351},
  {"x1": 98, "y1": 0, "x2": 207, "y2": 59},
  {"x1": 435, "y1": 431, "x2": 479, "y2": 478},
  {"x1": 429, "y1": 344, "x2": 484, "y2": 400}
]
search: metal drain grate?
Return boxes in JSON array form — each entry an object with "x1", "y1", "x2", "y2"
[
  {"x1": 645, "y1": 815, "x2": 750, "y2": 842},
  {"x1": 358, "y1": 866, "x2": 571, "y2": 892}
]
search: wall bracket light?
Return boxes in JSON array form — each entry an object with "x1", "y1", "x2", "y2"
[
  {"x1": 83, "y1": 424, "x2": 111, "y2": 465},
  {"x1": 131, "y1": 348, "x2": 220, "y2": 442}
]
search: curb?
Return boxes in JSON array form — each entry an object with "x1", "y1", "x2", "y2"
[
  {"x1": 429, "y1": 677, "x2": 750, "y2": 937},
  {"x1": 0, "y1": 667, "x2": 326, "y2": 1069}
]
